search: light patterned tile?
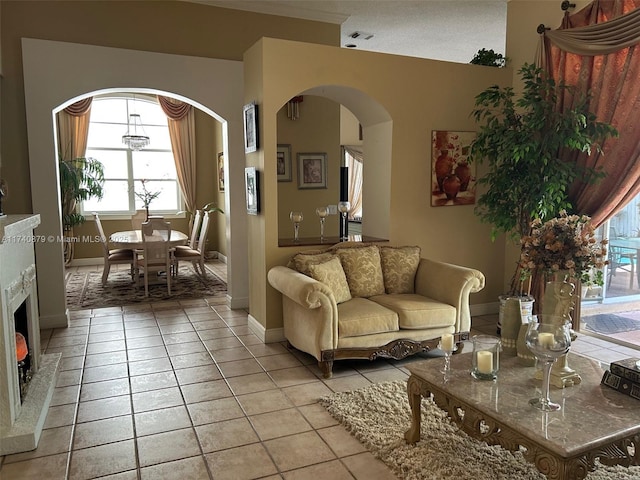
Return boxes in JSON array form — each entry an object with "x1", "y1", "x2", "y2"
[
  {"x1": 137, "y1": 428, "x2": 201, "y2": 468},
  {"x1": 195, "y1": 417, "x2": 259, "y2": 452},
  {"x1": 204, "y1": 443, "x2": 277, "y2": 480}
]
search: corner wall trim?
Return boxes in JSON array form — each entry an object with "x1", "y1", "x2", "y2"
[{"x1": 247, "y1": 314, "x2": 285, "y2": 344}]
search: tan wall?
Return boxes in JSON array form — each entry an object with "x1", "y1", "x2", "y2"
[
  {"x1": 245, "y1": 38, "x2": 513, "y2": 332},
  {"x1": 0, "y1": 0, "x2": 339, "y2": 212},
  {"x1": 276, "y1": 96, "x2": 341, "y2": 240}
]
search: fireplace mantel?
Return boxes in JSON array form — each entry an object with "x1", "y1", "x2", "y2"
[{"x1": 0, "y1": 214, "x2": 61, "y2": 455}]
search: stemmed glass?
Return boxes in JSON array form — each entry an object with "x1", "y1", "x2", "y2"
[
  {"x1": 290, "y1": 211, "x2": 303, "y2": 242},
  {"x1": 316, "y1": 206, "x2": 328, "y2": 241},
  {"x1": 438, "y1": 334, "x2": 457, "y2": 380},
  {"x1": 338, "y1": 201, "x2": 350, "y2": 241},
  {"x1": 525, "y1": 319, "x2": 571, "y2": 411}
]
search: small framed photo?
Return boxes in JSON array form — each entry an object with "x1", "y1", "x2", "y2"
[
  {"x1": 297, "y1": 152, "x2": 327, "y2": 189},
  {"x1": 243, "y1": 102, "x2": 258, "y2": 153},
  {"x1": 245, "y1": 167, "x2": 260, "y2": 215},
  {"x1": 217, "y1": 152, "x2": 225, "y2": 192},
  {"x1": 277, "y1": 144, "x2": 292, "y2": 182}
]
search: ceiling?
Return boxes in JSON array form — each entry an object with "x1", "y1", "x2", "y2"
[{"x1": 191, "y1": 0, "x2": 508, "y2": 64}]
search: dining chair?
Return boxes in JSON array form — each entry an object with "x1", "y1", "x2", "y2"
[
  {"x1": 173, "y1": 210, "x2": 210, "y2": 277},
  {"x1": 93, "y1": 213, "x2": 136, "y2": 286},
  {"x1": 136, "y1": 218, "x2": 172, "y2": 296}
]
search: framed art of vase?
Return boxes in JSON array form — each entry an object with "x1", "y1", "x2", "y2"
[{"x1": 431, "y1": 130, "x2": 477, "y2": 207}]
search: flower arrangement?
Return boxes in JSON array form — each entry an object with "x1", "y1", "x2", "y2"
[
  {"x1": 134, "y1": 179, "x2": 161, "y2": 219},
  {"x1": 519, "y1": 210, "x2": 608, "y2": 287}
]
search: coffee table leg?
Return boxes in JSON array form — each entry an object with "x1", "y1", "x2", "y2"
[{"x1": 404, "y1": 374, "x2": 423, "y2": 444}]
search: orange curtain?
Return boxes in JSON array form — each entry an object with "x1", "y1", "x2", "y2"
[
  {"x1": 157, "y1": 96, "x2": 196, "y2": 213},
  {"x1": 57, "y1": 97, "x2": 92, "y2": 160},
  {"x1": 542, "y1": 0, "x2": 640, "y2": 227}
]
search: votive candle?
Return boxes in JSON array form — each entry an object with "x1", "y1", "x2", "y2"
[
  {"x1": 441, "y1": 334, "x2": 454, "y2": 351},
  {"x1": 477, "y1": 351, "x2": 493, "y2": 374},
  {"x1": 538, "y1": 332, "x2": 555, "y2": 348}
]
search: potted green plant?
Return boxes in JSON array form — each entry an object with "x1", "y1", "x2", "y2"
[
  {"x1": 58, "y1": 156, "x2": 105, "y2": 264},
  {"x1": 469, "y1": 62, "x2": 617, "y2": 296}
]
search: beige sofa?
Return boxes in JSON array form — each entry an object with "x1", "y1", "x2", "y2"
[{"x1": 268, "y1": 243, "x2": 485, "y2": 377}]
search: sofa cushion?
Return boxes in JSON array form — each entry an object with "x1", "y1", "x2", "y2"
[
  {"x1": 291, "y1": 251, "x2": 335, "y2": 276},
  {"x1": 380, "y1": 245, "x2": 421, "y2": 294},
  {"x1": 307, "y1": 257, "x2": 352, "y2": 304},
  {"x1": 334, "y1": 245, "x2": 385, "y2": 297},
  {"x1": 369, "y1": 294, "x2": 456, "y2": 329},
  {"x1": 337, "y1": 297, "x2": 399, "y2": 338}
]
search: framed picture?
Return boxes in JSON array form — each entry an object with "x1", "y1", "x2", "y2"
[
  {"x1": 245, "y1": 167, "x2": 260, "y2": 215},
  {"x1": 297, "y1": 152, "x2": 327, "y2": 189},
  {"x1": 217, "y1": 152, "x2": 225, "y2": 192},
  {"x1": 243, "y1": 102, "x2": 258, "y2": 153},
  {"x1": 431, "y1": 130, "x2": 477, "y2": 207},
  {"x1": 277, "y1": 144, "x2": 292, "y2": 182}
]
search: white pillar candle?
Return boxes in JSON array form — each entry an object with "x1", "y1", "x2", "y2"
[
  {"x1": 538, "y1": 332, "x2": 555, "y2": 348},
  {"x1": 441, "y1": 334, "x2": 454, "y2": 351},
  {"x1": 477, "y1": 351, "x2": 493, "y2": 374}
]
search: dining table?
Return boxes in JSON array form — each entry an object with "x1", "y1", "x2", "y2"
[{"x1": 109, "y1": 230, "x2": 189, "y2": 250}]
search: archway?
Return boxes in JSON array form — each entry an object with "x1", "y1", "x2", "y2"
[{"x1": 22, "y1": 38, "x2": 248, "y2": 329}]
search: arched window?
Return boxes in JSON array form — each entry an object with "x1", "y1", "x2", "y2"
[{"x1": 81, "y1": 94, "x2": 182, "y2": 215}]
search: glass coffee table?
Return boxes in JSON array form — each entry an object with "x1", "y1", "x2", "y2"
[{"x1": 404, "y1": 353, "x2": 640, "y2": 480}]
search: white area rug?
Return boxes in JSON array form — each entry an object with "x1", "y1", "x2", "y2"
[{"x1": 320, "y1": 380, "x2": 640, "y2": 480}]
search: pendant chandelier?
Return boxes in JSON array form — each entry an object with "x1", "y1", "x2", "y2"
[{"x1": 122, "y1": 96, "x2": 150, "y2": 150}]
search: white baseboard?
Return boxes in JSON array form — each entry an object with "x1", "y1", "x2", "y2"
[
  {"x1": 227, "y1": 294, "x2": 248, "y2": 310},
  {"x1": 248, "y1": 314, "x2": 285, "y2": 344}
]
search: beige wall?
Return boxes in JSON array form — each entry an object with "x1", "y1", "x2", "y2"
[
  {"x1": 276, "y1": 96, "x2": 341, "y2": 240},
  {"x1": 0, "y1": 0, "x2": 338, "y2": 213},
  {"x1": 245, "y1": 38, "x2": 513, "y2": 334}
]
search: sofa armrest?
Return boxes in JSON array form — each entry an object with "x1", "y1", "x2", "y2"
[
  {"x1": 267, "y1": 266, "x2": 336, "y2": 309},
  {"x1": 414, "y1": 258, "x2": 485, "y2": 332}
]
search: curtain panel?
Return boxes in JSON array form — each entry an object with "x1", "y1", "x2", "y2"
[
  {"x1": 57, "y1": 98, "x2": 92, "y2": 160},
  {"x1": 540, "y1": 0, "x2": 640, "y2": 228},
  {"x1": 157, "y1": 96, "x2": 197, "y2": 214},
  {"x1": 344, "y1": 146, "x2": 363, "y2": 219}
]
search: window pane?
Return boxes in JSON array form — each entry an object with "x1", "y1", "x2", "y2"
[
  {"x1": 83, "y1": 180, "x2": 130, "y2": 212},
  {"x1": 133, "y1": 152, "x2": 177, "y2": 179},
  {"x1": 130, "y1": 99, "x2": 165, "y2": 125},
  {"x1": 87, "y1": 123, "x2": 131, "y2": 149},
  {"x1": 133, "y1": 180, "x2": 178, "y2": 211},
  {"x1": 85, "y1": 149, "x2": 128, "y2": 178},
  {"x1": 140, "y1": 125, "x2": 172, "y2": 150},
  {"x1": 90, "y1": 98, "x2": 127, "y2": 123}
]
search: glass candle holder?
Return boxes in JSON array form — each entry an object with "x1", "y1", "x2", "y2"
[
  {"x1": 337, "y1": 201, "x2": 350, "y2": 241},
  {"x1": 471, "y1": 335, "x2": 501, "y2": 381},
  {"x1": 290, "y1": 211, "x2": 303, "y2": 242},
  {"x1": 316, "y1": 206, "x2": 328, "y2": 241},
  {"x1": 438, "y1": 333, "x2": 457, "y2": 379},
  {"x1": 525, "y1": 320, "x2": 571, "y2": 411}
]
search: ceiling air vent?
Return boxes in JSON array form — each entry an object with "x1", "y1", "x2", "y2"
[{"x1": 349, "y1": 31, "x2": 374, "y2": 40}]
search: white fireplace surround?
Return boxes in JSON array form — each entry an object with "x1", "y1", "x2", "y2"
[{"x1": 0, "y1": 214, "x2": 60, "y2": 455}]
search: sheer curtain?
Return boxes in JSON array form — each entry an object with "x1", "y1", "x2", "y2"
[
  {"x1": 157, "y1": 96, "x2": 197, "y2": 214},
  {"x1": 344, "y1": 146, "x2": 363, "y2": 219},
  {"x1": 540, "y1": 0, "x2": 640, "y2": 227}
]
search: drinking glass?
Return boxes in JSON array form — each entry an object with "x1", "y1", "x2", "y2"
[
  {"x1": 316, "y1": 206, "x2": 329, "y2": 241},
  {"x1": 525, "y1": 319, "x2": 571, "y2": 411},
  {"x1": 337, "y1": 201, "x2": 350, "y2": 241},
  {"x1": 290, "y1": 211, "x2": 303, "y2": 242}
]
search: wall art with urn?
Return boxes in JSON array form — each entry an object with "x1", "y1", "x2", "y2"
[{"x1": 431, "y1": 130, "x2": 476, "y2": 207}]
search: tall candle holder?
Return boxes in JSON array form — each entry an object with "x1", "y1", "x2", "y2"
[
  {"x1": 338, "y1": 201, "x2": 350, "y2": 241},
  {"x1": 290, "y1": 211, "x2": 303, "y2": 242},
  {"x1": 438, "y1": 333, "x2": 457, "y2": 380},
  {"x1": 316, "y1": 206, "x2": 328, "y2": 241},
  {"x1": 525, "y1": 320, "x2": 571, "y2": 411}
]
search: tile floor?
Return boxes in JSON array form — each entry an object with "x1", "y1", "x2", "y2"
[{"x1": 1, "y1": 260, "x2": 639, "y2": 479}]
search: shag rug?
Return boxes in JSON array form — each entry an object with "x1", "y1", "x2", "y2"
[
  {"x1": 582, "y1": 312, "x2": 640, "y2": 335},
  {"x1": 65, "y1": 265, "x2": 226, "y2": 310},
  {"x1": 320, "y1": 380, "x2": 640, "y2": 480}
]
